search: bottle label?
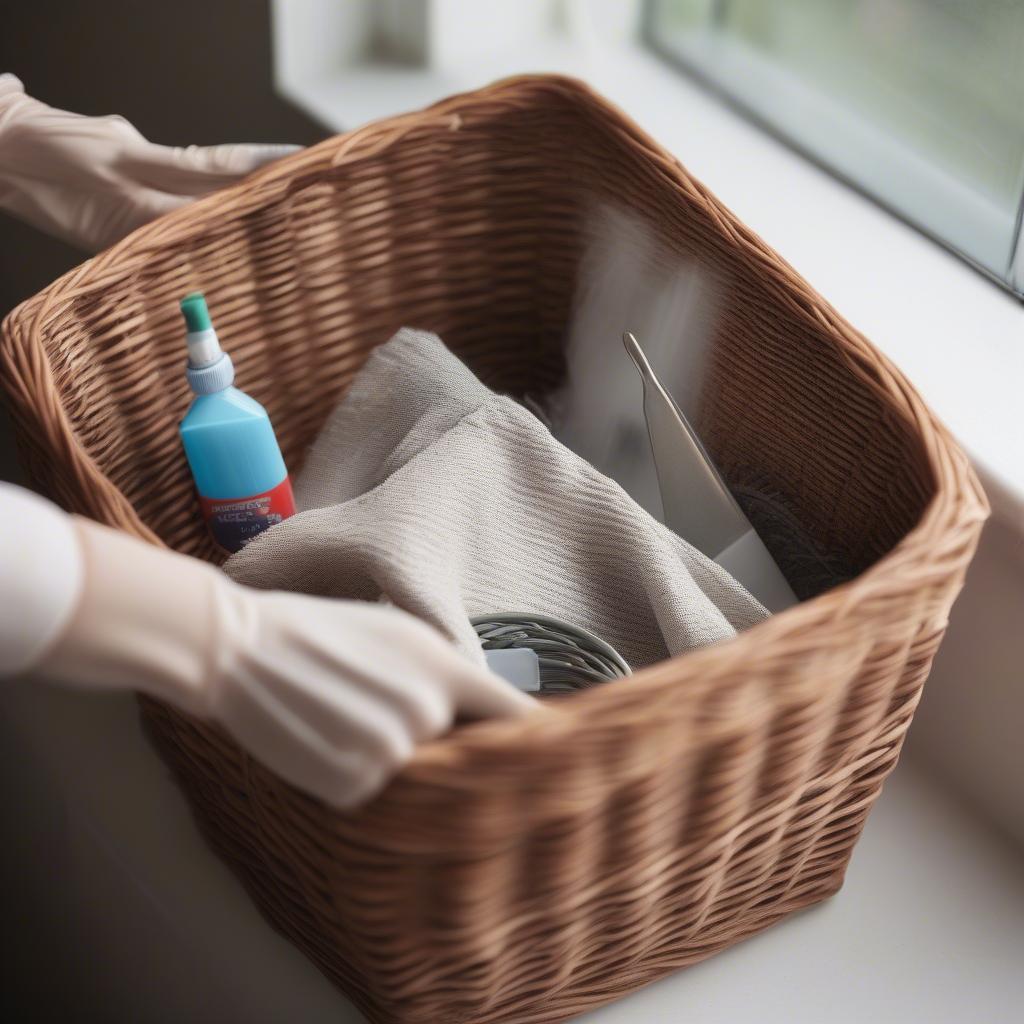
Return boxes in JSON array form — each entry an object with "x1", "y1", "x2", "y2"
[{"x1": 199, "y1": 477, "x2": 296, "y2": 553}]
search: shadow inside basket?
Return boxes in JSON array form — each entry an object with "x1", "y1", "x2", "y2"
[{"x1": 36, "y1": 85, "x2": 932, "y2": 611}]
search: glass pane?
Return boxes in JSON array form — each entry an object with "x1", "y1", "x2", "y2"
[{"x1": 647, "y1": 0, "x2": 1024, "y2": 290}]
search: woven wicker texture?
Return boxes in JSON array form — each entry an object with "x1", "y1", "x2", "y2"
[{"x1": 1, "y1": 76, "x2": 987, "y2": 1024}]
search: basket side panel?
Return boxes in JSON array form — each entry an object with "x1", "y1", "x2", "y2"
[{"x1": 138, "y1": 591, "x2": 947, "y2": 1024}]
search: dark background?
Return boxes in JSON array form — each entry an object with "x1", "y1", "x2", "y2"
[
  {"x1": 0, "y1": 0, "x2": 326, "y2": 483},
  {"x1": 0, "y1": 3, "x2": 326, "y2": 1018}
]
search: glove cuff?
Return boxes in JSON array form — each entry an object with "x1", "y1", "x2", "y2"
[
  {"x1": 32, "y1": 518, "x2": 235, "y2": 717},
  {"x1": 0, "y1": 74, "x2": 32, "y2": 138}
]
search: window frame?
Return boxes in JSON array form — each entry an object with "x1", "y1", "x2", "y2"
[{"x1": 641, "y1": 0, "x2": 1024, "y2": 299}]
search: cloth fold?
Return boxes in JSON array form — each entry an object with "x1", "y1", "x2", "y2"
[{"x1": 225, "y1": 329, "x2": 767, "y2": 669}]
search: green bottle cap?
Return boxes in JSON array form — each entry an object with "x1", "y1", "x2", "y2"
[{"x1": 180, "y1": 292, "x2": 212, "y2": 332}]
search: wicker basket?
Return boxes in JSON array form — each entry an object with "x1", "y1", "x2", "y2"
[{"x1": 1, "y1": 76, "x2": 987, "y2": 1024}]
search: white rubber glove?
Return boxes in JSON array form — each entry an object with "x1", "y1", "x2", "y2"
[
  {"x1": 0, "y1": 74, "x2": 299, "y2": 252},
  {"x1": 32, "y1": 518, "x2": 538, "y2": 809}
]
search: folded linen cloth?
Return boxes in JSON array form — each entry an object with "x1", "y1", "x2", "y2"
[{"x1": 224, "y1": 329, "x2": 767, "y2": 670}]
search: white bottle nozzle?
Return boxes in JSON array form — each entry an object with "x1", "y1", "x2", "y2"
[
  {"x1": 181, "y1": 292, "x2": 221, "y2": 367},
  {"x1": 180, "y1": 292, "x2": 234, "y2": 394}
]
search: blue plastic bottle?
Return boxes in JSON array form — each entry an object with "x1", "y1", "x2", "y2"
[{"x1": 178, "y1": 293, "x2": 294, "y2": 552}]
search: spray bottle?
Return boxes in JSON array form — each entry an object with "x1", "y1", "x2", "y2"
[{"x1": 178, "y1": 293, "x2": 295, "y2": 552}]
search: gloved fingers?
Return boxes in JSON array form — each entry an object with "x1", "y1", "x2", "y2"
[
  {"x1": 0, "y1": 83, "x2": 296, "y2": 252},
  {"x1": 123, "y1": 141, "x2": 301, "y2": 196},
  {"x1": 298, "y1": 600, "x2": 460, "y2": 739},
  {"x1": 332, "y1": 601, "x2": 540, "y2": 724},
  {"x1": 212, "y1": 668, "x2": 406, "y2": 810},
  {"x1": 275, "y1": 661, "x2": 423, "y2": 766},
  {"x1": 212, "y1": 624, "x2": 424, "y2": 767},
  {"x1": 247, "y1": 596, "x2": 457, "y2": 744},
  {"x1": 446, "y1": 661, "x2": 541, "y2": 720},
  {"x1": 81, "y1": 186, "x2": 189, "y2": 251},
  {"x1": 19, "y1": 185, "x2": 177, "y2": 253},
  {"x1": 329, "y1": 657, "x2": 454, "y2": 743},
  {"x1": 97, "y1": 112, "x2": 148, "y2": 143}
]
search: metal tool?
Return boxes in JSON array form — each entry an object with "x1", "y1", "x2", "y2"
[{"x1": 623, "y1": 331, "x2": 797, "y2": 612}]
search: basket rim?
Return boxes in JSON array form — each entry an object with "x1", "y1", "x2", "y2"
[{"x1": 0, "y1": 73, "x2": 989, "y2": 780}]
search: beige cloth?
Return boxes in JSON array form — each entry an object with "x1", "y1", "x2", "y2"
[{"x1": 225, "y1": 329, "x2": 767, "y2": 670}]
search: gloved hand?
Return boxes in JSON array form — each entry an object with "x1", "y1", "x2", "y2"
[
  {"x1": 0, "y1": 74, "x2": 299, "y2": 252},
  {"x1": 33, "y1": 517, "x2": 538, "y2": 809}
]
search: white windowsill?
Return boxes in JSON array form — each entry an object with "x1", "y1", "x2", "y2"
[{"x1": 277, "y1": 43, "x2": 1024, "y2": 522}]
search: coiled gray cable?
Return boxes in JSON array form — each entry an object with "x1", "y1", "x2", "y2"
[{"x1": 472, "y1": 613, "x2": 631, "y2": 694}]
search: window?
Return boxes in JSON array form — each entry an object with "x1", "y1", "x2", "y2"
[{"x1": 644, "y1": 0, "x2": 1024, "y2": 296}]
